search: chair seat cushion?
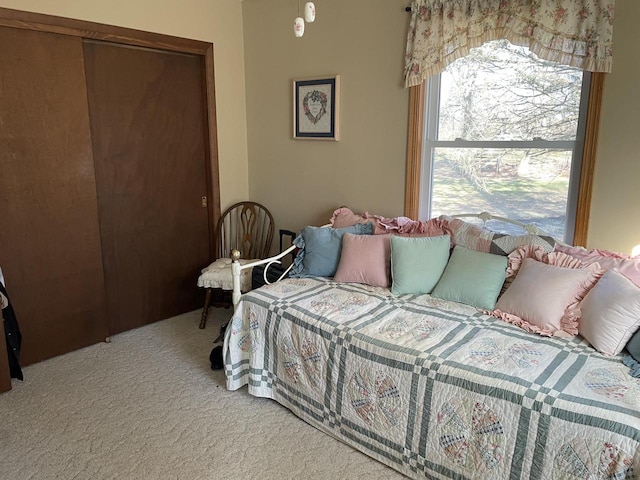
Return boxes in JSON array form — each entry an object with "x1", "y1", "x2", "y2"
[{"x1": 197, "y1": 258, "x2": 255, "y2": 292}]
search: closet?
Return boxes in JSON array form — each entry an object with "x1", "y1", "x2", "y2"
[
  {"x1": 84, "y1": 42, "x2": 212, "y2": 335},
  {"x1": 0, "y1": 8, "x2": 219, "y2": 390}
]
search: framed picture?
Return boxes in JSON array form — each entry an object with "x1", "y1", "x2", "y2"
[{"x1": 293, "y1": 75, "x2": 340, "y2": 141}]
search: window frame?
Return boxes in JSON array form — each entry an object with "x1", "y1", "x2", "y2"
[{"x1": 404, "y1": 72, "x2": 606, "y2": 247}]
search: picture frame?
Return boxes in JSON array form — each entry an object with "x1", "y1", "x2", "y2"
[{"x1": 293, "y1": 75, "x2": 340, "y2": 141}]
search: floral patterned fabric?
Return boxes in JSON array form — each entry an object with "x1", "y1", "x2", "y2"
[{"x1": 404, "y1": 0, "x2": 615, "y2": 88}]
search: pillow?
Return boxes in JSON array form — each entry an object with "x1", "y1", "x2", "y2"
[
  {"x1": 377, "y1": 216, "x2": 451, "y2": 237},
  {"x1": 390, "y1": 235, "x2": 450, "y2": 295},
  {"x1": 555, "y1": 244, "x2": 640, "y2": 288},
  {"x1": 579, "y1": 270, "x2": 640, "y2": 356},
  {"x1": 330, "y1": 207, "x2": 387, "y2": 234},
  {"x1": 330, "y1": 207, "x2": 371, "y2": 229},
  {"x1": 622, "y1": 354, "x2": 640, "y2": 377},
  {"x1": 626, "y1": 330, "x2": 640, "y2": 363},
  {"x1": 489, "y1": 232, "x2": 556, "y2": 256},
  {"x1": 440, "y1": 217, "x2": 493, "y2": 253},
  {"x1": 492, "y1": 257, "x2": 600, "y2": 337},
  {"x1": 500, "y1": 244, "x2": 600, "y2": 296},
  {"x1": 330, "y1": 207, "x2": 451, "y2": 237},
  {"x1": 334, "y1": 234, "x2": 391, "y2": 287},
  {"x1": 290, "y1": 223, "x2": 373, "y2": 277},
  {"x1": 440, "y1": 216, "x2": 555, "y2": 255},
  {"x1": 431, "y1": 246, "x2": 507, "y2": 310}
]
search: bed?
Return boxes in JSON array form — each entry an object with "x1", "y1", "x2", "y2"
[{"x1": 223, "y1": 213, "x2": 640, "y2": 479}]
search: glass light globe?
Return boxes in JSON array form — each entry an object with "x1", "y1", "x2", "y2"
[
  {"x1": 304, "y1": 2, "x2": 315, "y2": 23},
  {"x1": 294, "y1": 17, "x2": 304, "y2": 37}
]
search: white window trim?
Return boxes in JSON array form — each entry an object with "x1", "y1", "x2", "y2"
[{"x1": 418, "y1": 71, "x2": 592, "y2": 245}]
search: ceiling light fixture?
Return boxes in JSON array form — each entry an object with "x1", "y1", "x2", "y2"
[
  {"x1": 305, "y1": 2, "x2": 316, "y2": 22},
  {"x1": 294, "y1": 2, "x2": 316, "y2": 38}
]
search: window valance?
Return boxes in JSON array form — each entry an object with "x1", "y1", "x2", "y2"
[{"x1": 404, "y1": 0, "x2": 615, "y2": 88}]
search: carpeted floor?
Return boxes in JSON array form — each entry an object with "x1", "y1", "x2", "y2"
[{"x1": 0, "y1": 309, "x2": 405, "y2": 479}]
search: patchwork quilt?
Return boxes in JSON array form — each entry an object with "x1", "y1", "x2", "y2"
[{"x1": 224, "y1": 277, "x2": 640, "y2": 479}]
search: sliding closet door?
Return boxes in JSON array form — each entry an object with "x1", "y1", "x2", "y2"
[
  {"x1": 0, "y1": 27, "x2": 109, "y2": 364},
  {"x1": 83, "y1": 41, "x2": 211, "y2": 335}
]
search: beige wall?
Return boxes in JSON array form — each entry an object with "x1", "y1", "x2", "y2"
[
  {"x1": 4, "y1": 1, "x2": 637, "y2": 253},
  {"x1": 243, "y1": 0, "x2": 409, "y2": 234},
  {"x1": 244, "y1": 0, "x2": 640, "y2": 254},
  {"x1": 0, "y1": 0, "x2": 249, "y2": 210},
  {"x1": 589, "y1": 0, "x2": 640, "y2": 254}
]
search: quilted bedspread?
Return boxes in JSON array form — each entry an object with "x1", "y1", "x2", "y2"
[{"x1": 224, "y1": 277, "x2": 640, "y2": 479}]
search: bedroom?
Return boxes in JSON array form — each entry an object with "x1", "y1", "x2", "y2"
[
  {"x1": 0, "y1": 0, "x2": 632, "y2": 252},
  {"x1": 0, "y1": 0, "x2": 638, "y2": 478}
]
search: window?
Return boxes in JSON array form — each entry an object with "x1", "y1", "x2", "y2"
[{"x1": 418, "y1": 40, "x2": 590, "y2": 243}]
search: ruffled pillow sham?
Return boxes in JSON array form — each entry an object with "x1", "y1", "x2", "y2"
[
  {"x1": 329, "y1": 206, "x2": 450, "y2": 237},
  {"x1": 488, "y1": 245, "x2": 602, "y2": 337},
  {"x1": 555, "y1": 244, "x2": 640, "y2": 287}
]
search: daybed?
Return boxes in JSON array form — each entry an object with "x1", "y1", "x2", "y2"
[{"x1": 223, "y1": 210, "x2": 640, "y2": 479}]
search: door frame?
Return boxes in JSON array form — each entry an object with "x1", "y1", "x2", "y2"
[{"x1": 0, "y1": 7, "x2": 221, "y2": 255}]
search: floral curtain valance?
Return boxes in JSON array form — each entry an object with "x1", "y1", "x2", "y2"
[{"x1": 404, "y1": 0, "x2": 615, "y2": 88}]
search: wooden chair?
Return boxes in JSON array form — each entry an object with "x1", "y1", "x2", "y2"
[{"x1": 197, "y1": 201, "x2": 274, "y2": 329}]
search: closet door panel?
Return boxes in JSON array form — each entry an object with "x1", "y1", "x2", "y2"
[
  {"x1": 83, "y1": 42, "x2": 210, "y2": 334},
  {"x1": 0, "y1": 27, "x2": 109, "y2": 364}
]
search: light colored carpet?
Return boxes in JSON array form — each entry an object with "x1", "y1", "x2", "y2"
[{"x1": 0, "y1": 309, "x2": 405, "y2": 479}]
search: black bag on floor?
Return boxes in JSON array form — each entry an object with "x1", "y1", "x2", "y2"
[{"x1": 209, "y1": 345, "x2": 223, "y2": 370}]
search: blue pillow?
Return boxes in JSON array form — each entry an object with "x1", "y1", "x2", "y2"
[
  {"x1": 290, "y1": 223, "x2": 373, "y2": 277},
  {"x1": 626, "y1": 330, "x2": 640, "y2": 363},
  {"x1": 623, "y1": 354, "x2": 640, "y2": 378}
]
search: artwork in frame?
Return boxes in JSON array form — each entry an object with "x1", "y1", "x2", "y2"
[{"x1": 293, "y1": 75, "x2": 340, "y2": 141}]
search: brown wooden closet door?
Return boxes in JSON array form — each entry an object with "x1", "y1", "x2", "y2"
[
  {"x1": 0, "y1": 27, "x2": 109, "y2": 364},
  {"x1": 83, "y1": 41, "x2": 211, "y2": 335}
]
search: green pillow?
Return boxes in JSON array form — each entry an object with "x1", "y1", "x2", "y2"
[
  {"x1": 391, "y1": 235, "x2": 450, "y2": 295},
  {"x1": 431, "y1": 245, "x2": 507, "y2": 310}
]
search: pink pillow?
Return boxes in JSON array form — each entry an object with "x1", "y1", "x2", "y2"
[
  {"x1": 334, "y1": 233, "x2": 391, "y2": 287},
  {"x1": 443, "y1": 217, "x2": 494, "y2": 253},
  {"x1": 330, "y1": 207, "x2": 386, "y2": 234},
  {"x1": 500, "y1": 244, "x2": 594, "y2": 294},
  {"x1": 555, "y1": 244, "x2": 640, "y2": 288},
  {"x1": 489, "y1": 246, "x2": 603, "y2": 337},
  {"x1": 330, "y1": 207, "x2": 369, "y2": 228},
  {"x1": 329, "y1": 207, "x2": 451, "y2": 237},
  {"x1": 379, "y1": 216, "x2": 450, "y2": 237}
]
